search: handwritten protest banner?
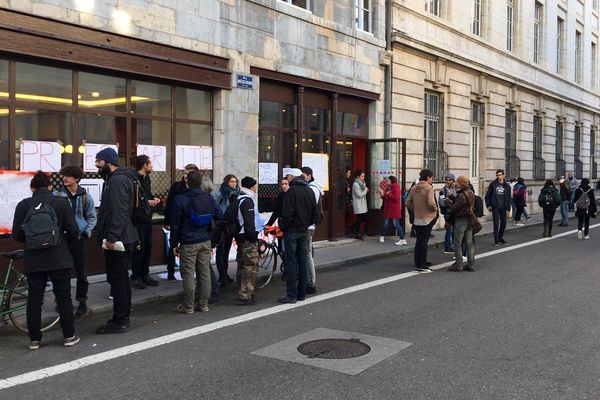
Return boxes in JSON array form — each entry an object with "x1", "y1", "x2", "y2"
[
  {"x1": 0, "y1": 171, "x2": 35, "y2": 234},
  {"x1": 20, "y1": 140, "x2": 62, "y2": 172},
  {"x1": 175, "y1": 145, "x2": 213, "y2": 170},
  {"x1": 137, "y1": 144, "x2": 167, "y2": 172},
  {"x1": 84, "y1": 143, "x2": 118, "y2": 172}
]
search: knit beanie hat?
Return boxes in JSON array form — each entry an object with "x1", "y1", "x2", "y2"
[
  {"x1": 96, "y1": 148, "x2": 119, "y2": 166},
  {"x1": 241, "y1": 176, "x2": 257, "y2": 189}
]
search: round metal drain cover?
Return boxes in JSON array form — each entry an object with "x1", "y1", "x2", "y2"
[{"x1": 297, "y1": 338, "x2": 371, "y2": 359}]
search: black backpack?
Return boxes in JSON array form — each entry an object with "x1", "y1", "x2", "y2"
[
  {"x1": 221, "y1": 194, "x2": 248, "y2": 236},
  {"x1": 189, "y1": 192, "x2": 215, "y2": 228},
  {"x1": 539, "y1": 190, "x2": 555, "y2": 208},
  {"x1": 21, "y1": 198, "x2": 61, "y2": 250},
  {"x1": 474, "y1": 195, "x2": 484, "y2": 218},
  {"x1": 131, "y1": 177, "x2": 152, "y2": 224}
]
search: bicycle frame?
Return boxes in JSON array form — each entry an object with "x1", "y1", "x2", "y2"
[{"x1": 0, "y1": 260, "x2": 26, "y2": 317}]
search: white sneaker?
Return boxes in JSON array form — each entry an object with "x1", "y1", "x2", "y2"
[
  {"x1": 462, "y1": 256, "x2": 467, "y2": 262},
  {"x1": 584, "y1": 235, "x2": 590, "y2": 240},
  {"x1": 395, "y1": 239, "x2": 407, "y2": 245},
  {"x1": 577, "y1": 230, "x2": 584, "y2": 240},
  {"x1": 515, "y1": 223, "x2": 525, "y2": 227},
  {"x1": 379, "y1": 236, "x2": 384, "y2": 243}
]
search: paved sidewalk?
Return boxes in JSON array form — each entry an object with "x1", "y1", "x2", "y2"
[{"x1": 47, "y1": 211, "x2": 579, "y2": 318}]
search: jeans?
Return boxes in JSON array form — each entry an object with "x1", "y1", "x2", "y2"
[
  {"x1": 443, "y1": 214, "x2": 453, "y2": 250},
  {"x1": 578, "y1": 215, "x2": 591, "y2": 235},
  {"x1": 284, "y1": 231, "x2": 309, "y2": 300},
  {"x1": 215, "y1": 234, "x2": 234, "y2": 284},
  {"x1": 68, "y1": 238, "x2": 88, "y2": 303},
  {"x1": 414, "y1": 220, "x2": 435, "y2": 269},
  {"x1": 560, "y1": 201, "x2": 569, "y2": 225},
  {"x1": 491, "y1": 207, "x2": 507, "y2": 242},
  {"x1": 105, "y1": 246, "x2": 132, "y2": 324},
  {"x1": 453, "y1": 219, "x2": 475, "y2": 268},
  {"x1": 131, "y1": 222, "x2": 152, "y2": 280},
  {"x1": 179, "y1": 240, "x2": 212, "y2": 310},
  {"x1": 306, "y1": 229, "x2": 316, "y2": 288},
  {"x1": 26, "y1": 269, "x2": 74, "y2": 342},
  {"x1": 380, "y1": 218, "x2": 405, "y2": 239}
]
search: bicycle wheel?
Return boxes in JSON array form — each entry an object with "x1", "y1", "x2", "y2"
[
  {"x1": 255, "y1": 239, "x2": 277, "y2": 289},
  {"x1": 8, "y1": 275, "x2": 60, "y2": 334}
]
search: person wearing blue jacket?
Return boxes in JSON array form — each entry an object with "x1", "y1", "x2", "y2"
[
  {"x1": 485, "y1": 169, "x2": 512, "y2": 246},
  {"x1": 55, "y1": 165, "x2": 97, "y2": 318},
  {"x1": 170, "y1": 171, "x2": 222, "y2": 314}
]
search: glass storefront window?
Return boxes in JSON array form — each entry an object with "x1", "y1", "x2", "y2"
[
  {"x1": 175, "y1": 87, "x2": 211, "y2": 121},
  {"x1": 15, "y1": 109, "x2": 73, "y2": 170},
  {"x1": 305, "y1": 107, "x2": 330, "y2": 132},
  {"x1": 302, "y1": 133, "x2": 329, "y2": 153},
  {"x1": 131, "y1": 80, "x2": 171, "y2": 117},
  {"x1": 282, "y1": 104, "x2": 297, "y2": 128},
  {"x1": 135, "y1": 119, "x2": 172, "y2": 199},
  {"x1": 16, "y1": 63, "x2": 72, "y2": 106},
  {"x1": 79, "y1": 114, "x2": 127, "y2": 166},
  {"x1": 0, "y1": 59, "x2": 7, "y2": 97},
  {"x1": 259, "y1": 100, "x2": 280, "y2": 128},
  {"x1": 174, "y1": 123, "x2": 212, "y2": 182},
  {"x1": 337, "y1": 112, "x2": 366, "y2": 136},
  {"x1": 0, "y1": 113, "x2": 7, "y2": 169},
  {"x1": 78, "y1": 72, "x2": 127, "y2": 112}
]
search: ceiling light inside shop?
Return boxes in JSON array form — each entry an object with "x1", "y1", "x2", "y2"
[
  {"x1": 0, "y1": 91, "x2": 154, "y2": 107},
  {"x1": 91, "y1": 92, "x2": 100, "y2": 98}
]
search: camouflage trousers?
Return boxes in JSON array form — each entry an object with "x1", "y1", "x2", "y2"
[{"x1": 236, "y1": 240, "x2": 259, "y2": 300}]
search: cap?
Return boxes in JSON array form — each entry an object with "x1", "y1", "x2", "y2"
[{"x1": 446, "y1": 173, "x2": 456, "y2": 181}]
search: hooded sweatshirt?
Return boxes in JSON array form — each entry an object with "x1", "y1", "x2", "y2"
[
  {"x1": 307, "y1": 180, "x2": 324, "y2": 230},
  {"x1": 406, "y1": 181, "x2": 437, "y2": 226}
]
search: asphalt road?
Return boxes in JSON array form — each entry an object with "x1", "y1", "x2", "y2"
[{"x1": 1, "y1": 223, "x2": 600, "y2": 400}]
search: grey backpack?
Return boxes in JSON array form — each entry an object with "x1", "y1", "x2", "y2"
[
  {"x1": 21, "y1": 198, "x2": 61, "y2": 250},
  {"x1": 575, "y1": 188, "x2": 591, "y2": 211}
]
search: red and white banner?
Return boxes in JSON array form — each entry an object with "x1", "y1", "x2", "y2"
[
  {"x1": 20, "y1": 140, "x2": 62, "y2": 172},
  {"x1": 0, "y1": 170, "x2": 36, "y2": 235}
]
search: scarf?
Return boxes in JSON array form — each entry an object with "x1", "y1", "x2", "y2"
[
  {"x1": 354, "y1": 178, "x2": 366, "y2": 191},
  {"x1": 220, "y1": 182, "x2": 239, "y2": 203}
]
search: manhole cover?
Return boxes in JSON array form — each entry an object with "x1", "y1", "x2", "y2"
[{"x1": 297, "y1": 338, "x2": 371, "y2": 359}]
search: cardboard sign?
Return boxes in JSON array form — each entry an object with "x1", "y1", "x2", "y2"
[
  {"x1": 20, "y1": 140, "x2": 62, "y2": 172},
  {"x1": 175, "y1": 145, "x2": 213, "y2": 170},
  {"x1": 137, "y1": 144, "x2": 167, "y2": 172},
  {"x1": 302, "y1": 152, "x2": 329, "y2": 191},
  {"x1": 0, "y1": 171, "x2": 35, "y2": 234},
  {"x1": 84, "y1": 143, "x2": 118, "y2": 172}
]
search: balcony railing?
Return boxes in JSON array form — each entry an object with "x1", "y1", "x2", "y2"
[
  {"x1": 575, "y1": 159, "x2": 584, "y2": 179},
  {"x1": 556, "y1": 158, "x2": 566, "y2": 179},
  {"x1": 533, "y1": 157, "x2": 546, "y2": 180},
  {"x1": 505, "y1": 154, "x2": 520, "y2": 179}
]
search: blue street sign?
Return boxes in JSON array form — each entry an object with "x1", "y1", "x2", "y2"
[{"x1": 236, "y1": 74, "x2": 253, "y2": 89}]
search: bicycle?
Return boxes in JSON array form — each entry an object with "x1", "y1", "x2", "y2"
[
  {"x1": 255, "y1": 226, "x2": 286, "y2": 289},
  {"x1": 1, "y1": 250, "x2": 60, "y2": 333}
]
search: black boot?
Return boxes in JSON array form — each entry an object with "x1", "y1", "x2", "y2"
[
  {"x1": 548, "y1": 222, "x2": 553, "y2": 237},
  {"x1": 542, "y1": 222, "x2": 549, "y2": 237}
]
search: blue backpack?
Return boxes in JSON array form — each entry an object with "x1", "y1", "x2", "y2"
[{"x1": 189, "y1": 192, "x2": 216, "y2": 229}]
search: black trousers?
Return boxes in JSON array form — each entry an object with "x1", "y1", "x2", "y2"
[
  {"x1": 68, "y1": 238, "x2": 89, "y2": 302},
  {"x1": 105, "y1": 246, "x2": 132, "y2": 324},
  {"x1": 215, "y1": 234, "x2": 234, "y2": 284},
  {"x1": 491, "y1": 207, "x2": 507, "y2": 242},
  {"x1": 578, "y1": 215, "x2": 591, "y2": 235},
  {"x1": 351, "y1": 213, "x2": 368, "y2": 234},
  {"x1": 131, "y1": 222, "x2": 152, "y2": 280},
  {"x1": 26, "y1": 269, "x2": 74, "y2": 341},
  {"x1": 414, "y1": 220, "x2": 435, "y2": 269}
]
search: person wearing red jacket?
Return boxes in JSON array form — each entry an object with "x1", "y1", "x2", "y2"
[{"x1": 379, "y1": 176, "x2": 406, "y2": 245}]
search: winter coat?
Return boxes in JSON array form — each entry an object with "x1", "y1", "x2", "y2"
[
  {"x1": 448, "y1": 188, "x2": 475, "y2": 220},
  {"x1": 54, "y1": 185, "x2": 97, "y2": 239},
  {"x1": 280, "y1": 177, "x2": 318, "y2": 234},
  {"x1": 95, "y1": 167, "x2": 139, "y2": 246},
  {"x1": 382, "y1": 182, "x2": 402, "y2": 219},
  {"x1": 537, "y1": 186, "x2": 561, "y2": 210},
  {"x1": 574, "y1": 184, "x2": 598, "y2": 217},
  {"x1": 170, "y1": 188, "x2": 222, "y2": 247},
  {"x1": 164, "y1": 179, "x2": 186, "y2": 226},
  {"x1": 484, "y1": 179, "x2": 512, "y2": 210},
  {"x1": 135, "y1": 172, "x2": 154, "y2": 224},
  {"x1": 512, "y1": 183, "x2": 527, "y2": 207},
  {"x1": 212, "y1": 183, "x2": 240, "y2": 214},
  {"x1": 406, "y1": 181, "x2": 437, "y2": 226},
  {"x1": 266, "y1": 190, "x2": 286, "y2": 227},
  {"x1": 559, "y1": 183, "x2": 570, "y2": 201},
  {"x1": 235, "y1": 187, "x2": 260, "y2": 244},
  {"x1": 352, "y1": 179, "x2": 368, "y2": 214},
  {"x1": 308, "y1": 181, "x2": 324, "y2": 230},
  {"x1": 12, "y1": 188, "x2": 78, "y2": 273}
]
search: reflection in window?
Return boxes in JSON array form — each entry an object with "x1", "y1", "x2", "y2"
[
  {"x1": 78, "y1": 72, "x2": 127, "y2": 112},
  {"x1": 259, "y1": 100, "x2": 280, "y2": 128},
  {"x1": 258, "y1": 130, "x2": 279, "y2": 164},
  {"x1": 302, "y1": 133, "x2": 329, "y2": 154},
  {"x1": 174, "y1": 123, "x2": 212, "y2": 182},
  {"x1": 0, "y1": 114, "x2": 7, "y2": 169},
  {"x1": 79, "y1": 114, "x2": 127, "y2": 165},
  {"x1": 0, "y1": 59, "x2": 7, "y2": 94},
  {"x1": 305, "y1": 107, "x2": 331, "y2": 132},
  {"x1": 337, "y1": 112, "x2": 366, "y2": 136},
  {"x1": 15, "y1": 109, "x2": 73, "y2": 169},
  {"x1": 131, "y1": 80, "x2": 171, "y2": 117},
  {"x1": 135, "y1": 119, "x2": 172, "y2": 198},
  {"x1": 16, "y1": 63, "x2": 72, "y2": 106},
  {"x1": 175, "y1": 87, "x2": 211, "y2": 121}
]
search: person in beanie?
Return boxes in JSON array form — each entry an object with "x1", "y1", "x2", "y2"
[
  {"x1": 484, "y1": 169, "x2": 511, "y2": 246},
  {"x1": 54, "y1": 165, "x2": 97, "y2": 318},
  {"x1": 94, "y1": 147, "x2": 139, "y2": 334},
  {"x1": 537, "y1": 179, "x2": 561, "y2": 237},
  {"x1": 235, "y1": 176, "x2": 261, "y2": 305},
  {"x1": 439, "y1": 173, "x2": 456, "y2": 253},
  {"x1": 573, "y1": 178, "x2": 597, "y2": 239},
  {"x1": 445, "y1": 176, "x2": 476, "y2": 272},
  {"x1": 12, "y1": 171, "x2": 80, "y2": 349}
]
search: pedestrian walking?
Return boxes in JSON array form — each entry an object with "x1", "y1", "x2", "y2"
[
  {"x1": 170, "y1": 171, "x2": 222, "y2": 314},
  {"x1": 164, "y1": 164, "x2": 200, "y2": 281},
  {"x1": 278, "y1": 171, "x2": 318, "y2": 303},
  {"x1": 350, "y1": 169, "x2": 368, "y2": 240},
  {"x1": 406, "y1": 169, "x2": 438, "y2": 272},
  {"x1": 12, "y1": 171, "x2": 80, "y2": 349},
  {"x1": 379, "y1": 175, "x2": 406, "y2": 245},
  {"x1": 567, "y1": 172, "x2": 579, "y2": 212},
  {"x1": 484, "y1": 169, "x2": 512, "y2": 246},
  {"x1": 94, "y1": 147, "x2": 139, "y2": 334},
  {"x1": 558, "y1": 178, "x2": 570, "y2": 227},
  {"x1": 212, "y1": 174, "x2": 240, "y2": 288},
  {"x1": 439, "y1": 173, "x2": 456, "y2": 253},
  {"x1": 130, "y1": 155, "x2": 161, "y2": 289},
  {"x1": 445, "y1": 176, "x2": 476, "y2": 272},
  {"x1": 301, "y1": 166, "x2": 323, "y2": 294},
  {"x1": 512, "y1": 177, "x2": 527, "y2": 226},
  {"x1": 54, "y1": 165, "x2": 97, "y2": 318},
  {"x1": 537, "y1": 179, "x2": 561, "y2": 237},
  {"x1": 574, "y1": 178, "x2": 597, "y2": 239}
]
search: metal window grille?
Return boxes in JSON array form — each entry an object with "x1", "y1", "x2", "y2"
[
  {"x1": 472, "y1": 0, "x2": 482, "y2": 36},
  {"x1": 555, "y1": 121, "x2": 565, "y2": 179},
  {"x1": 470, "y1": 101, "x2": 484, "y2": 177},
  {"x1": 533, "y1": 3, "x2": 541, "y2": 64},
  {"x1": 424, "y1": 92, "x2": 447, "y2": 181},
  {"x1": 533, "y1": 116, "x2": 545, "y2": 180},
  {"x1": 507, "y1": 0, "x2": 514, "y2": 51},
  {"x1": 505, "y1": 109, "x2": 519, "y2": 178}
]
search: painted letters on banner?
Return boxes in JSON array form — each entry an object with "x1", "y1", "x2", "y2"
[
  {"x1": 301, "y1": 152, "x2": 329, "y2": 191},
  {"x1": 84, "y1": 143, "x2": 118, "y2": 172},
  {"x1": 175, "y1": 145, "x2": 213, "y2": 170},
  {"x1": 20, "y1": 140, "x2": 62, "y2": 172},
  {"x1": 137, "y1": 144, "x2": 167, "y2": 172}
]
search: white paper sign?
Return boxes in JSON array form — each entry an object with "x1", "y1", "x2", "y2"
[
  {"x1": 20, "y1": 140, "x2": 62, "y2": 172},
  {"x1": 302, "y1": 152, "x2": 329, "y2": 191},
  {"x1": 79, "y1": 178, "x2": 104, "y2": 207},
  {"x1": 137, "y1": 144, "x2": 167, "y2": 172},
  {"x1": 0, "y1": 171, "x2": 35, "y2": 234},
  {"x1": 283, "y1": 168, "x2": 292, "y2": 177},
  {"x1": 84, "y1": 143, "x2": 118, "y2": 172},
  {"x1": 259, "y1": 162, "x2": 279, "y2": 184},
  {"x1": 176, "y1": 145, "x2": 213, "y2": 170}
]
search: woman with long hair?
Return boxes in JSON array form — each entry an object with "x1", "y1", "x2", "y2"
[
  {"x1": 379, "y1": 175, "x2": 406, "y2": 245},
  {"x1": 350, "y1": 169, "x2": 369, "y2": 240},
  {"x1": 212, "y1": 174, "x2": 240, "y2": 287}
]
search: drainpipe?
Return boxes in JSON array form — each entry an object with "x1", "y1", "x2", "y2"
[{"x1": 384, "y1": 0, "x2": 393, "y2": 140}]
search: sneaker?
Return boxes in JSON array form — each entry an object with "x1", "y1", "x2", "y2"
[
  {"x1": 421, "y1": 267, "x2": 433, "y2": 272},
  {"x1": 108, "y1": 294, "x2": 113, "y2": 300},
  {"x1": 443, "y1": 250, "x2": 454, "y2": 254},
  {"x1": 64, "y1": 336, "x2": 80, "y2": 347},
  {"x1": 277, "y1": 297, "x2": 297, "y2": 304},
  {"x1": 167, "y1": 272, "x2": 177, "y2": 282},
  {"x1": 462, "y1": 256, "x2": 468, "y2": 263},
  {"x1": 577, "y1": 230, "x2": 584, "y2": 240},
  {"x1": 130, "y1": 278, "x2": 146, "y2": 289},
  {"x1": 413, "y1": 267, "x2": 422, "y2": 272},
  {"x1": 141, "y1": 276, "x2": 159, "y2": 287},
  {"x1": 96, "y1": 320, "x2": 128, "y2": 334},
  {"x1": 499, "y1": 239, "x2": 507, "y2": 244},
  {"x1": 447, "y1": 266, "x2": 462, "y2": 272},
  {"x1": 395, "y1": 239, "x2": 407, "y2": 245},
  {"x1": 237, "y1": 298, "x2": 256, "y2": 306},
  {"x1": 29, "y1": 340, "x2": 41, "y2": 350},
  {"x1": 176, "y1": 304, "x2": 194, "y2": 314},
  {"x1": 525, "y1": 216, "x2": 532, "y2": 221},
  {"x1": 463, "y1": 266, "x2": 476, "y2": 272},
  {"x1": 194, "y1": 303, "x2": 209, "y2": 313},
  {"x1": 208, "y1": 295, "x2": 219, "y2": 304},
  {"x1": 584, "y1": 235, "x2": 590, "y2": 240},
  {"x1": 494, "y1": 242, "x2": 500, "y2": 247},
  {"x1": 379, "y1": 236, "x2": 385, "y2": 243},
  {"x1": 306, "y1": 286, "x2": 317, "y2": 295},
  {"x1": 515, "y1": 223, "x2": 525, "y2": 227}
]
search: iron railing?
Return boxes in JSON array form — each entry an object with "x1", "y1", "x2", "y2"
[
  {"x1": 533, "y1": 157, "x2": 546, "y2": 180},
  {"x1": 423, "y1": 140, "x2": 448, "y2": 182},
  {"x1": 593, "y1": 161, "x2": 598, "y2": 180},
  {"x1": 505, "y1": 154, "x2": 520, "y2": 179},
  {"x1": 575, "y1": 159, "x2": 584, "y2": 179},
  {"x1": 556, "y1": 158, "x2": 566, "y2": 179}
]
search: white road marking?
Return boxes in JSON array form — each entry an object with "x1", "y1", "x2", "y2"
[{"x1": 1, "y1": 224, "x2": 597, "y2": 390}]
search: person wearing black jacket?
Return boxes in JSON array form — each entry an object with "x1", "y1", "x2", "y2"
[
  {"x1": 163, "y1": 163, "x2": 199, "y2": 281},
  {"x1": 130, "y1": 155, "x2": 161, "y2": 289},
  {"x1": 573, "y1": 178, "x2": 597, "y2": 239},
  {"x1": 558, "y1": 178, "x2": 571, "y2": 227},
  {"x1": 12, "y1": 171, "x2": 80, "y2": 349},
  {"x1": 278, "y1": 174, "x2": 318, "y2": 304},
  {"x1": 94, "y1": 147, "x2": 139, "y2": 334},
  {"x1": 484, "y1": 169, "x2": 512, "y2": 246}
]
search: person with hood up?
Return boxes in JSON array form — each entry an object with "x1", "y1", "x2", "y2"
[
  {"x1": 406, "y1": 169, "x2": 438, "y2": 272},
  {"x1": 379, "y1": 175, "x2": 406, "y2": 245},
  {"x1": 484, "y1": 169, "x2": 512, "y2": 246},
  {"x1": 512, "y1": 177, "x2": 528, "y2": 226},
  {"x1": 301, "y1": 166, "x2": 323, "y2": 294},
  {"x1": 537, "y1": 179, "x2": 561, "y2": 237},
  {"x1": 212, "y1": 174, "x2": 240, "y2": 287},
  {"x1": 350, "y1": 169, "x2": 369, "y2": 240},
  {"x1": 94, "y1": 147, "x2": 139, "y2": 334},
  {"x1": 573, "y1": 178, "x2": 597, "y2": 239}
]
